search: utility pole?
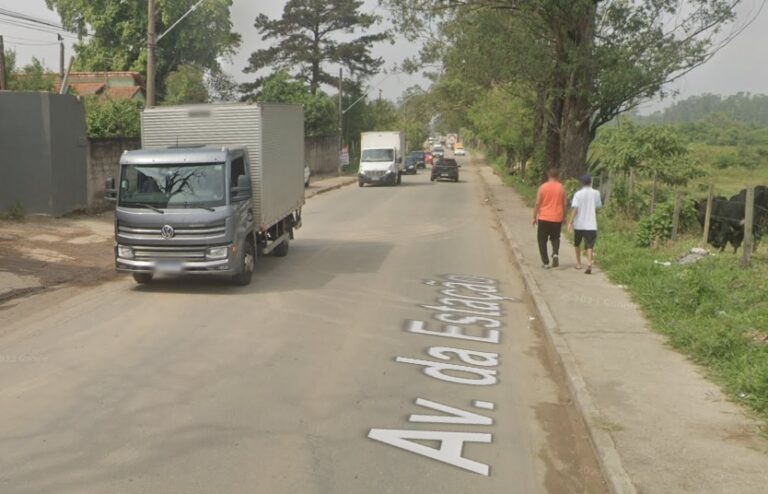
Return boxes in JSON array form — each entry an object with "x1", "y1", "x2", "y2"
[
  {"x1": 0, "y1": 36, "x2": 7, "y2": 91},
  {"x1": 146, "y1": 0, "x2": 157, "y2": 107},
  {"x1": 58, "y1": 34, "x2": 64, "y2": 78},
  {"x1": 338, "y1": 68, "x2": 343, "y2": 173}
]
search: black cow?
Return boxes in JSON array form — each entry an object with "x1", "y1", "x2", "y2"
[{"x1": 699, "y1": 186, "x2": 768, "y2": 253}]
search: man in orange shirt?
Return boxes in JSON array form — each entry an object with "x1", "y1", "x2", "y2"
[{"x1": 532, "y1": 168, "x2": 568, "y2": 268}]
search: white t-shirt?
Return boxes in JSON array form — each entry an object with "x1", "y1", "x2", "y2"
[{"x1": 571, "y1": 187, "x2": 602, "y2": 231}]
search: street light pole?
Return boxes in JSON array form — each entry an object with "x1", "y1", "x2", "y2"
[
  {"x1": 338, "y1": 68, "x2": 343, "y2": 174},
  {"x1": 146, "y1": 0, "x2": 156, "y2": 107}
]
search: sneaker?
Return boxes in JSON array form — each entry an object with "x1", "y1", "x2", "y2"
[
  {"x1": 552, "y1": 255, "x2": 559, "y2": 268},
  {"x1": 542, "y1": 264, "x2": 551, "y2": 270},
  {"x1": 585, "y1": 265, "x2": 592, "y2": 275}
]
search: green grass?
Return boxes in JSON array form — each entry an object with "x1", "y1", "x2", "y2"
[
  {"x1": 688, "y1": 143, "x2": 768, "y2": 196},
  {"x1": 494, "y1": 156, "x2": 768, "y2": 422}
]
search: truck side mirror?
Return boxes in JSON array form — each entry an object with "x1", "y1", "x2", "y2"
[
  {"x1": 231, "y1": 174, "x2": 251, "y2": 201},
  {"x1": 105, "y1": 177, "x2": 117, "y2": 202}
]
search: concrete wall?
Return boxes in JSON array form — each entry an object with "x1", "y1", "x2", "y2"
[
  {"x1": 0, "y1": 92, "x2": 88, "y2": 215},
  {"x1": 305, "y1": 135, "x2": 338, "y2": 175},
  {"x1": 86, "y1": 137, "x2": 141, "y2": 209}
]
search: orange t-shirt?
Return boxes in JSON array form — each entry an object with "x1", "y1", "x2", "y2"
[{"x1": 537, "y1": 181, "x2": 566, "y2": 222}]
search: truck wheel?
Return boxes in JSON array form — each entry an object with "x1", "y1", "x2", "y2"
[
  {"x1": 133, "y1": 273, "x2": 153, "y2": 284},
  {"x1": 232, "y1": 241, "x2": 255, "y2": 286},
  {"x1": 358, "y1": 180, "x2": 364, "y2": 187},
  {"x1": 397, "y1": 172, "x2": 402, "y2": 185},
  {"x1": 272, "y1": 237, "x2": 289, "y2": 257}
]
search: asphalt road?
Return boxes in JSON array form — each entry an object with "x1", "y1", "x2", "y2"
[{"x1": 0, "y1": 154, "x2": 604, "y2": 493}]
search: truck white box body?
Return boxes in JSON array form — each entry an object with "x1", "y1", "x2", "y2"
[
  {"x1": 359, "y1": 131, "x2": 405, "y2": 186},
  {"x1": 141, "y1": 103, "x2": 305, "y2": 230}
]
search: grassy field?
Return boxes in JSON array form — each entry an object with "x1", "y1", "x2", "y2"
[
  {"x1": 489, "y1": 153, "x2": 768, "y2": 423},
  {"x1": 688, "y1": 143, "x2": 768, "y2": 196}
]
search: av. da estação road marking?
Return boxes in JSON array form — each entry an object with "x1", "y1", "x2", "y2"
[{"x1": 368, "y1": 275, "x2": 519, "y2": 476}]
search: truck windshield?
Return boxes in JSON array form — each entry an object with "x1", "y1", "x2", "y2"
[
  {"x1": 362, "y1": 149, "x2": 394, "y2": 162},
  {"x1": 118, "y1": 163, "x2": 226, "y2": 209}
]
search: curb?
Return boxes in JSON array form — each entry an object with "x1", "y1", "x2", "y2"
[
  {"x1": 305, "y1": 177, "x2": 357, "y2": 200},
  {"x1": 477, "y1": 165, "x2": 637, "y2": 494}
]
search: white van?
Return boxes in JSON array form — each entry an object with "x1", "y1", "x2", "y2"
[{"x1": 358, "y1": 131, "x2": 405, "y2": 187}]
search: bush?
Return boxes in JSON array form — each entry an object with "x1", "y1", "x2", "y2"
[
  {"x1": 635, "y1": 202, "x2": 674, "y2": 247},
  {"x1": 86, "y1": 97, "x2": 142, "y2": 138}
]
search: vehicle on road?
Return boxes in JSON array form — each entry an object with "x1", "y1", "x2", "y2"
[
  {"x1": 424, "y1": 151, "x2": 433, "y2": 167},
  {"x1": 405, "y1": 151, "x2": 426, "y2": 172},
  {"x1": 105, "y1": 103, "x2": 305, "y2": 286},
  {"x1": 454, "y1": 143, "x2": 466, "y2": 156},
  {"x1": 358, "y1": 131, "x2": 405, "y2": 187},
  {"x1": 431, "y1": 158, "x2": 460, "y2": 182},
  {"x1": 304, "y1": 165, "x2": 311, "y2": 187},
  {"x1": 431, "y1": 145, "x2": 445, "y2": 158}
]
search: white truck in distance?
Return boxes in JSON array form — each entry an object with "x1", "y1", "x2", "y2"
[{"x1": 358, "y1": 131, "x2": 405, "y2": 187}]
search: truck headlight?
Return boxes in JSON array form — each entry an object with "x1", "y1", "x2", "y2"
[
  {"x1": 206, "y1": 246, "x2": 229, "y2": 260},
  {"x1": 117, "y1": 245, "x2": 134, "y2": 259}
]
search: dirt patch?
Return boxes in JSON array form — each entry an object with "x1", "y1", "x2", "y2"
[{"x1": 0, "y1": 213, "x2": 117, "y2": 304}]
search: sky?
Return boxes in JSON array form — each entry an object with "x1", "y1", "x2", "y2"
[{"x1": 1, "y1": 0, "x2": 767, "y2": 110}]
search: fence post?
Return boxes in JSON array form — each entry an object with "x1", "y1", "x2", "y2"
[
  {"x1": 672, "y1": 191, "x2": 683, "y2": 241},
  {"x1": 741, "y1": 186, "x2": 755, "y2": 267},
  {"x1": 702, "y1": 184, "x2": 714, "y2": 245}
]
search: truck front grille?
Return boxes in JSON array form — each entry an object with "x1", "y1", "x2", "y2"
[{"x1": 118, "y1": 221, "x2": 226, "y2": 241}]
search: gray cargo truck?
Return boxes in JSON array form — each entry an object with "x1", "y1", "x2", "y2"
[{"x1": 105, "y1": 103, "x2": 305, "y2": 286}]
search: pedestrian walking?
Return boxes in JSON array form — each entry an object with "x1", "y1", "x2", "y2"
[
  {"x1": 568, "y1": 174, "x2": 602, "y2": 274},
  {"x1": 532, "y1": 168, "x2": 567, "y2": 269}
]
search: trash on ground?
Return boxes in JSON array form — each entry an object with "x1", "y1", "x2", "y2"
[
  {"x1": 678, "y1": 247, "x2": 710, "y2": 265},
  {"x1": 654, "y1": 260, "x2": 672, "y2": 267}
]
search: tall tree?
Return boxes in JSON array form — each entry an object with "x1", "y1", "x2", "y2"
[
  {"x1": 387, "y1": 0, "x2": 744, "y2": 178},
  {"x1": 45, "y1": 0, "x2": 240, "y2": 100},
  {"x1": 255, "y1": 71, "x2": 337, "y2": 136},
  {"x1": 243, "y1": 0, "x2": 389, "y2": 96},
  {"x1": 164, "y1": 64, "x2": 209, "y2": 105}
]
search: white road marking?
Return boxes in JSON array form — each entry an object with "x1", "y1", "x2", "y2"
[
  {"x1": 473, "y1": 401, "x2": 496, "y2": 411},
  {"x1": 409, "y1": 398, "x2": 493, "y2": 425},
  {"x1": 367, "y1": 428, "x2": 492, "y2": 476}
]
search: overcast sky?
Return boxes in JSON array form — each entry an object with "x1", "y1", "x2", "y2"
[{"x1": 2, "y1": 0, "x2": 767, "y2": 110}]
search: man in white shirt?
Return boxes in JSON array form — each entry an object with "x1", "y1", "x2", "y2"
[{"x1": 568, "y1": 174, "x2": 602, "y2": 274}]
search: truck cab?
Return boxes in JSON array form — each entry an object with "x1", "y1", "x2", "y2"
[{"x1": 110, "y1": 146, "x2": 261, "y2": 285}]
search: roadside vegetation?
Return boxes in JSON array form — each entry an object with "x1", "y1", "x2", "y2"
[{"x1": 381, "y1": 1, "x2": 768, "y2": 420}]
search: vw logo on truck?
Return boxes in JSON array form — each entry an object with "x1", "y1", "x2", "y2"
[{"x1": 161, "y1": 225, "x2": 175, "y2": 239}]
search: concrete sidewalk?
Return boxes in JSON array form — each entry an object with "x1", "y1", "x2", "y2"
[
  {"x1": 475, "y1": 159, "x2": 768, "y2": 493},
  {"x1": 305, "y1": 175, "x2": 357, "y2": 199}
]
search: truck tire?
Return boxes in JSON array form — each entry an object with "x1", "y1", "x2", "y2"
[
  {"x1": 231, "y1": 240, "x2": 255, "y2": 286},
  {"x1": 272, "y1": 237, "x2": 289, "y2": 257},
  {"x1": 358, "y1": 180, "x2": 364, "y2": 187},
  {"x1": 133, "y1": 273, "x2": 153, "y2": 284},
  {"x1": 397, "y1": 172, "x2": 402, "y2": 185}
]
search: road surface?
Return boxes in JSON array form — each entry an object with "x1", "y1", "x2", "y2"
[{"x1": 0, "y1": 155, "x2": 605, "y2": 493}]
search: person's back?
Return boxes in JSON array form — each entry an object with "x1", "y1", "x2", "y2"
[
  {"x1": 571, "y1": 186, "x2": 601, "y2": 231},
  {"x1": 538, "y1": 180, "x2": 566, "y2": 223}
]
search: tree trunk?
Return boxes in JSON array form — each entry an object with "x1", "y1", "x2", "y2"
[{"x1": 558, "y1": 2, "x2": 597, "y2": 179}]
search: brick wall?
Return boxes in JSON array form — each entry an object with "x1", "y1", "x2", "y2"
[{"x1": 87, "y1": 137, "x2": 141, "y2": 209}]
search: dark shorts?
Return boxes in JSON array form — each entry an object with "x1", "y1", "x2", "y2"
[{"x1": 574, "y1": 230, "x2": 597, "y2": 249}]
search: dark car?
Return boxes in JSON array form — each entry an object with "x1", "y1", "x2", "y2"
[
  {"x1": 404, "y1": 153, "x2": 422, "y2": 174},
  {"x1": 408, "y1": 150, "x2": 427, "y2": 169},
  {"x1": 431, "y1": 158, "x2": 459, "y2": 182}
]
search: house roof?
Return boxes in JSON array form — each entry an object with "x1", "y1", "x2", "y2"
[{"x1": 106, "y1": 86, "x2": 143, "y2": 100}]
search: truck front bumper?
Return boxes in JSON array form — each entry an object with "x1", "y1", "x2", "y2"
[
  {"x1": 117, "y1": 257, "x2": 234, "y2": 275},
  {"x1": 359, "y1": 171, "x2": 397, "y2": 185}
]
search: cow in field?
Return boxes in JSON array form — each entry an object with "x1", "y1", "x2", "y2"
[{"x1": 698, "y1": 186, "x2": 768, "y2": 254}]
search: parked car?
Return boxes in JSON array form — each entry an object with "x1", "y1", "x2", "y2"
[
  {"x1": 431, "y1": 158, "x2": 460, "y2": 182},
  {"x1": 424, "y1": 151, "x2": 433, "y2": 167},
  {"x1": 454, "y1": 144, "x2": 466, "y2": 156},
  {"x1": 304, "y1": 165, "x2": 311, "y2": 187},
  {"x1": 432, "y1": 145, "x2": 445, "y2": 158}
]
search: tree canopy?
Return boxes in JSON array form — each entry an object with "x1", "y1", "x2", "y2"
[
  {"x1": 386, "y1": 0, "x2": 744, "y2": 178},
  {"x1": 255, "y1": 71, "x2": 337, "y2": 136},
  {"x1": 164, "y1": 64, "x2": 209, "y2": 105},
  {"x1": 243, "y1": 0, "x2": 389, "y2": 96},
  {"x1": 45, "y1": 0, "x2": 241, "y2": 100}
]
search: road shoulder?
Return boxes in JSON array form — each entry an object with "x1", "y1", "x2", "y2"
[{"x1": 474, "y1": 156, "x2": 768, "y2": 494}]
